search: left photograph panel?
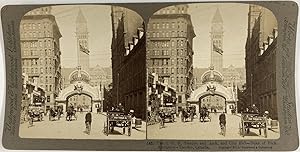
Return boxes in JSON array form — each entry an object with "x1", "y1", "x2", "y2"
[{"x1": 19, "y1": 5, "x2": 146, "y2": 139}]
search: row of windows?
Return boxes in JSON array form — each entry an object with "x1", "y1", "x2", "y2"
[
  {"x1": 22, "y1": 49, "x2": 55, "y2": 57},
  {"x1": 21, "y1": 21, "x2": 51, "y2": 31},
  {"x1": 150, "y1": 58, "x2": 188, "y2": 66},
  {"x1": 155, "y1": 7, "x2": 187, "y2": 15},
  {"x1": 22, "y1": 58, "x2": 55, "y2": 66},
  {"x1": 150, "y1": 67, "x2": 187, "y2": 75},
  {"x1": 152, "y1": 20, "x2": 187, "y2": 29},
  {"x1": 148, "y1": 40, "x2": 186, "y2": 48},
  {"x1": 21, "y1": 40, "x2": 53, "y2": 49},
  {"x1": 149, "y1": 31, "x2": 187, "y2": 38},
  {"x1": 22, "y1": 66, "x2": 55, "y2": 74},
  {"x1": 40, "y1": 84, "x2": 53, "y2": 92},
  {"x1": 213, "y1": 40, "x2": 222, "y2": 48},
  {"x1": 149, "y1": 48, "x2": 188, "y2": 56},
  {"x1": 40, "y1": 75, "x2": 54, "y2": 84},
  {"x1": 21, "y1": 31, "x2": 52, "y2": 39}
]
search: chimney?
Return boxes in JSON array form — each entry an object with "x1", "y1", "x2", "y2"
[
  {"x1": 273, "y1": 28, "x2": 278, "y2": 38},
  {"x1": 268, "y1": 35, "x2": 274, "y2": 45},
  {"x1": 128, "y1": 41, "x2": 134, "y2": 51},
  {"x1": 137, "y1": 28, "x2": 144, "y2": 39},
  {"x1": 259, "y1": 46, "x2": 264, "y2": 56},
  {"x1": 263, "y1": 41, "x2": 268, "y2": 51},
  {"x1": 125, "y1": 46, "x2": 129, "y2": 56},
  {"x1": 133, "y1": 35, "x2": 139, "y2": 45}
]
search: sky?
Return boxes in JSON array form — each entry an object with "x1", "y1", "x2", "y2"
[
  {"x1": 188, "y1": 3, "x2": 249, "y2": 68},
  {"x1": 50, "y1": 4, "x2": 248, "y2": 69},
  {"x1": 51, "y1": 5, "x2": 112, "y2": 68}
]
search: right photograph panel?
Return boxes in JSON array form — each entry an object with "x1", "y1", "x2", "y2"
[{"x1": 146, "y1": 3, "x2": 279, "y2": 140}]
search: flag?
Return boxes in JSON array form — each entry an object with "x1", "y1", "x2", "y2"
[
  {"x1": 80, "y1": 44, "x2": 90, "y2": 55},
  {"x1": 213, "y1": 44, "x2": 223, "y2": 55}
]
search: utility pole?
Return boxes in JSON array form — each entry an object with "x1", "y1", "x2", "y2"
[
  {"x1": 117, "y1": 72, "x2": 119, "y2": 106},
  {"x1": 251, "y1": 73, "x2": 253, "y2": 106}
]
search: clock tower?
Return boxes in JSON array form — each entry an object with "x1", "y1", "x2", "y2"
[
  {"x1": 76, "y1": 8, "x2": 90, "y2": 71},
  {"x1": 210, "y1": 8, "x2": 224, "y2": 72}
]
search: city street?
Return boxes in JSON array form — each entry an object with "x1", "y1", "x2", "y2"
[
  {"x1": 19, "y1": 112, "x2": 146, "y2": 139},
  {"x1": 147, "y1": 113, "x2": 280, "y2": 140}
]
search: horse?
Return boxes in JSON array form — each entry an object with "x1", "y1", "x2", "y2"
[
  {"x1": 199, "y1": 108, "x2": 210, "y2": 122},
  {"x1": 181, "y1": 108, "x2": 194, "y2": 122},
  {"x1": 49, "y1": 108, "x2": 59, "y2": 121},
  {"x1": 66, "y1": 106, "x2": 77, "y2": 121}
]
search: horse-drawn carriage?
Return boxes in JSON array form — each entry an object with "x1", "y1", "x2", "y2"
[
  {"x1": 160, "y1": 107, "x2": 176, "y2": 123},
  {"x1": 181, "y1": 106, "x2": 196, "y2": 122},
  {"x1": 49, "y1": 105, "x2": 63, "y2": 121},
  {"x1": 239, "y1": 113, "x2": 268, "y2": 138},
  {"x1": 28, "y1": 104, "x2": 44, "y2": 121},
  {"x1": 103, "y1": 110, "x2": 132, "y2": 136},
  {"x1": 66, "y1": 106, "x2": 77, "y2": 121},
  {"x1": 199, "y1": 107, "x2": 211, "y2": 122}
]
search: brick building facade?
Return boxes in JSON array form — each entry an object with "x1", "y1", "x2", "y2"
[
  {"x1": 111, "y1": 6, "x2": 146, "y2": 120},
  {"x1": 245, "y1": 5, "x2": 278, "y2": 119}
]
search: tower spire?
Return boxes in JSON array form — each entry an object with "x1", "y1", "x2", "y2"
[
  {"x1": 76, "y1": 8, "x2": 89, "y2": 70},
  {"x1": 210, "y1": 7, "x2": 224, "y2": 72},
  {"x1": 212, "y1": 8, "x2": 223, "y2": 23},
  {"x1": 76, "y1": 8, "x2": 87, "y2": 23}
]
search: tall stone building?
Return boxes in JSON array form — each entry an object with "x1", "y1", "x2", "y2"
[
  {"x1": 20, "y1": 7, "x2": 62, "y2": 110},
  {"x1": 210, "y1": 8, "x2": 224, "y2": 72},
  {"x1": 111, "y1": 6, "x2": 146, "y2": 120},
  {"x1": 245, "y1": 5, "x2": 278, "y2": 119},
  {"x1": 147, "y1": 5, "x2": 195, "y2": 108},
  {"x1": 76, "y1": 9, "x2": 90, "y2": 70}
]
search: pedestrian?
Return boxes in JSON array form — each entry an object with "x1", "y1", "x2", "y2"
[
  {"x1": 219, "y1": 112, "x2": 226, "y2": 136},
  {"x1": 85, "y1": 111, "x2": 92, "y2": 135},
  {"x1": 27, "y1": 108, "x2": 34, "y2": 128},
  {"x1": 158, "y1": 109, "x2": 165, "y2": 129}
]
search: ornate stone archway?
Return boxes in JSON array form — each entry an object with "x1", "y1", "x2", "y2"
[
  {"x1": 55, "y1": 67, "x2": 103, "y2": 113},
  {"x1": 187, "y1": 67, "x2": 238, "y2": 113}
]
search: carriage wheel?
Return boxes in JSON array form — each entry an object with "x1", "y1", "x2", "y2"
[
  {"x1": 106, "y1": 121, "x2": 109, "y2": 136},
  {"x1": 239, "y1": 123, "x2": 243, "y2": 136},
  {"x1": 241, "y1": 123, "x2": 245, "y2": 137},
  {"x1": 128, "y1": 122, "x2": 132, "y2": 136},
  {"x1": 103, "y1": 122, "x2": 107, "y2": 134},
  {"x1": 128, "y1": 127, "x2": 131, "y2": 136},
  {"x1": 264, "y1": 123, "x2": 268, "y2": 138}
]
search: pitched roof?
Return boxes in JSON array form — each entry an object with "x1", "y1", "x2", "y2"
[
  {"x1": 76, "y1": 8, "x2": 87, "y2": 23},
  {"x1": 212, "y1": 8, "x2": 223, "y2": 23}
]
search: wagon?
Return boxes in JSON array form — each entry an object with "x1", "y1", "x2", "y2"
[
  {"x1": 239, "y1": 113, "x2": 268, "y2": 138},
  {"x1": 103, "y1": 111, "x2": 132, "y2": 136},
  {"x1": 181, "y1": 106, "x2": 196, "y2": 122},
  {"x1": 29, "y1": 106, "x2": 44, "y2": 121},
  {"x1": 161, "y1": 107, "x2": 176, "y2": 123},
  {"x1": 199, "y1": 107, "x2": 211, "y2": 122}
]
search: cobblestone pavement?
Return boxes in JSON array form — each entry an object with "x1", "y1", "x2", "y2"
[
  {"x1": 147, "y1": 113, "x2": 280, "y2": 140},
  {"x1": 19, "y1": 112, "x2": 146, "y2": 139}
]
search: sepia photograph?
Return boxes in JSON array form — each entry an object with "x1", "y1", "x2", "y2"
[
  {"x1": 146, "y1": 3, "x2": 280, "y2": 139},
  {"x1": 19, "y1": 5, "x2": 146, "y2": 139}
]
